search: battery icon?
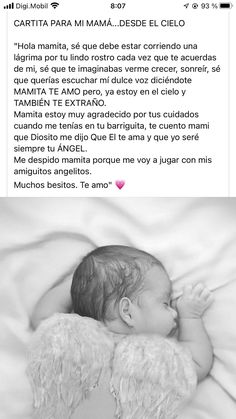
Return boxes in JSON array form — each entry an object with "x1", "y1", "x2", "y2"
[{"x1": 219, "y1": 3, "x2": 231, "y2": 8}]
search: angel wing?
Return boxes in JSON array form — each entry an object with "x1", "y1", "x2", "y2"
[
  {"x1": 110, "y1": 335, "x2": 197, "y2": 419},
  {"x1": 27, "y1": 314, "x2": 114, "y2": 419}
]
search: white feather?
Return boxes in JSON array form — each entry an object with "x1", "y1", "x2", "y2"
[{"x1": 27, "y1": 316, "x2": 197, "y2": 419}]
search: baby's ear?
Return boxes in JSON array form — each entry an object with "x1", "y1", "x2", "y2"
[{"x1": 119, "y1": 297, "x2": 135, "y2": 327}]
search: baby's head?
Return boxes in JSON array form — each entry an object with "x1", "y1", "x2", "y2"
[{"x1": 71, "y1": 245, "x2": 177, "y2": 337}]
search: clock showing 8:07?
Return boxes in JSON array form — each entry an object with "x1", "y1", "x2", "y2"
[{"x1": 110, "y1": 3, "x2": 126, "y2": 8}]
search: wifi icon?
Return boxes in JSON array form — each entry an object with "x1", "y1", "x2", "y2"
[{"x1": 51, "y1": 2, "x2": 59, "y2": 8}]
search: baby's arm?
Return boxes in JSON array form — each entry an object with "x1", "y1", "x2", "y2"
[
  {"x1": 176, "y1": 283, "x2": 214, "y2": 382},
  {"x1": 31, "y1": 277, "x2": 72, "y2": 329}
]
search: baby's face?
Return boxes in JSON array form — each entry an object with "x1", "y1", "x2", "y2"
[{"x1": 132, "y1": 266, "x2": 177, "y2": 337}]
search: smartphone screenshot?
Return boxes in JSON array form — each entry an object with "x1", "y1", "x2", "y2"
[{"x1": 1, "y1": 3, "x2": 236, "y2": 419}]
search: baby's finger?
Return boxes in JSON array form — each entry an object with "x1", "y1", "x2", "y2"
[
  {"x1": 200, "y1": 288, "x2": 211, "y2": 300},
  {"x1": 205, "y1": 293, "x2": 214, "y2": 302},
  {"x1": 204, "y1": 294, "x2": 214, "y2": 308},
  {"x1": 192, "y1": 282, "x2": 204, "y2": 295}
]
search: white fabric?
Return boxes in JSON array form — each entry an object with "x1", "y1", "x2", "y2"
[{"x1": 0, "y1": 198, "x2": 236, "y2": 419}]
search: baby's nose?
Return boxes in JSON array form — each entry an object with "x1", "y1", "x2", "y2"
[{"x1": 170, "y1": 307, "x2": 178, "y2": 319}]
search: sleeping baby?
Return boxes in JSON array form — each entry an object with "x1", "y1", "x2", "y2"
[{"x1": 29, "y1": 245, "x2": 214, "y2": 418}]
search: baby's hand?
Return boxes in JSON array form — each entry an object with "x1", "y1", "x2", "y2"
[{"x1": 176, "y1": 283, "x2": 214, "y2": 319}]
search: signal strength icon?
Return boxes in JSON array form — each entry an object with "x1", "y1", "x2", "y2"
[
  {"x1": 51, "y1": 2, "x2": 59, "y2": 8},
  {"x1": 4, "y1": 2, "x2": 14, "y2": 9}
]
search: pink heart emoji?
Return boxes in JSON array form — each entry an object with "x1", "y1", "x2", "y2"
[{"x1": 115, "y1": 180, "x2": 125, "y2": 190}]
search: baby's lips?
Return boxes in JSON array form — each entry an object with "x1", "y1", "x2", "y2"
[
  {"x1": 173, "y1": 318, "x2": 178, "y2": 329},
  {"x1": 172, "y1": 318, "x2": 178, "y2": 329}
]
